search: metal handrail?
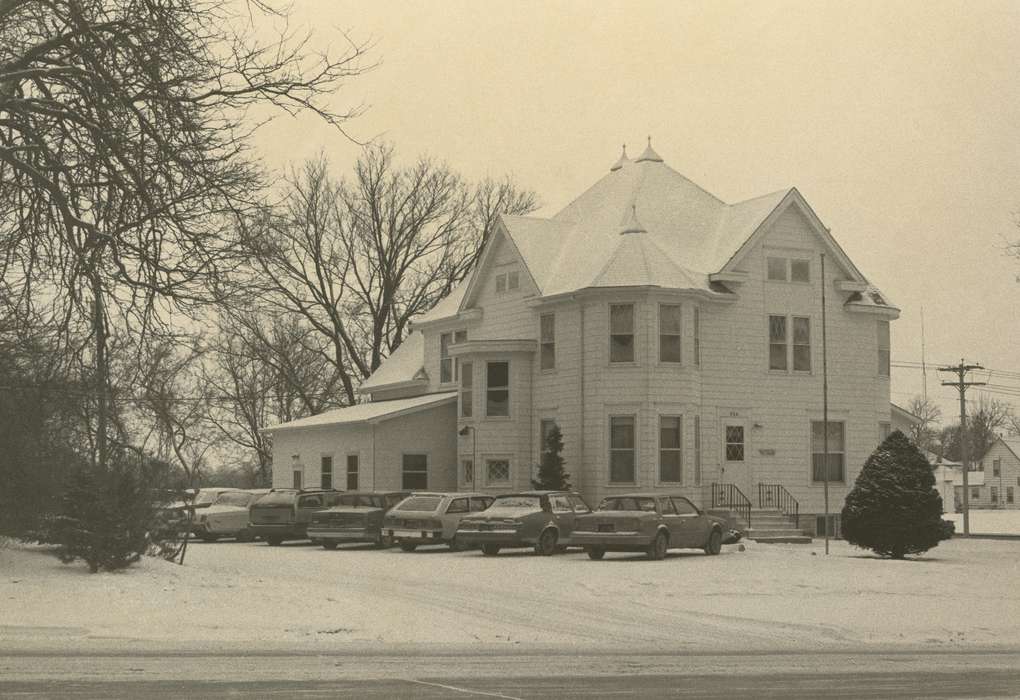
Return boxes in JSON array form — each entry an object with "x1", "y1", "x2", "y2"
[
  {"x1": 711, "y1": 482, "x2": 751, "y2": 529},
  {"x1": 758, "y1": 482, "x2": 799, "y2": 528}
]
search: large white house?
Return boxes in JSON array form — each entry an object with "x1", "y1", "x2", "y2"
[{"x1": 266, "y1": 141, "x2": 900, "y2": 535}]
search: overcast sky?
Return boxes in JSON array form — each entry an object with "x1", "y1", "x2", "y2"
[{"x1": 252, "y1": 0, "x2": 1020, "y2": 423}]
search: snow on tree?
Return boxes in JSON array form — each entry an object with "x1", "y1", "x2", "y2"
[{"x1": 841, "y1": 430, "x2": 954, "y2": 559}]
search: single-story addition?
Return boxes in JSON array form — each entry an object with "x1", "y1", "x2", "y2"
[
  {"x1": 264, "y1": 391, "x2": 458, "y2": 493},
  {"x1": 266, "y1": 140, "x2": 903, "y2": 538},
  {"x1": 973, "y1": 437, "x2": 1020, "y2": 509}
]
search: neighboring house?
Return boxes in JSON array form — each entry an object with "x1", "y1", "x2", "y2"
[
  {"x1": 953, "y1": 469, "x2": 986, "y2": 511},
  {"x1": 973, "y1": 437, "x2": 1020, "y2": 509},
  {"x1": 267, "y1": 141, "x2": 901, "y2": 536},
  {"x1": 925, "y1": 451, "x2": 963, "y2": 513},
  {"x1": 889, "y1": 403, "x2": 921, "y2": 441}
]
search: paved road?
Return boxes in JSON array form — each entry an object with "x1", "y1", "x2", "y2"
[
  {"x1": 3, "y1": 670, "x2": 1020, "y2": 699},
  {"x1": 2, "y1": 648, "x2": 1019, "y2": 699}
]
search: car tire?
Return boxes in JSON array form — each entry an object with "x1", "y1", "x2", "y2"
[
  {"x1": 376, "y1": 534, "x2": 394, "y2": 549},
  {"x1": 266, "y1": 536, "x2": 283, "y2": 547},
  {"x1": 705, "y1": 529, "x2": 723, "y2": 555},
  {"x1": 481, "y1": 544, "x2": 501, "y2": 556},
  {"x1": 535, "y1": 529, "x2": 558, "y2": 556},
  {"x1": 399, "y1": 542, "x2": 418, "y2": 552},
  {"x1": 448, "y1": 537, "x2": 464, "y2": 552},
  {"x1": 322, "y1": 541, "x2": 337, "y2": 551},
  {"x1": 646, "y1": 531, "x2": 668, "y2": 560},
  {"x1": 586, "y1": 546, "x2": 606, "y2": 561}
]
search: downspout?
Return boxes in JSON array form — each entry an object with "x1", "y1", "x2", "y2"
[
  {"x1": 578, "y1": 297, "x2": 585, "y2": 492},
  {"x1": 372, "y1": 423, "x2": 377, "y2": 490}
]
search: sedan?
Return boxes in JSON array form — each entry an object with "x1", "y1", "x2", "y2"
[
  {"x1": 383, "y1": 492, "x2": 494, "y2": 551},
  {"x1": 307, "y1": 491, "x2": 409, "y2": 549},
  {"x1": 455, "y1": 491, "x2": 592, "y2": 556},
  {"x1": 572, "y1": 493, "x2": 726, "y2": 560}
]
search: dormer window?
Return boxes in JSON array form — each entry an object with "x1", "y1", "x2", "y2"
[{"x1": 495, "y1": 269, "x2": 520, "y2": 294}]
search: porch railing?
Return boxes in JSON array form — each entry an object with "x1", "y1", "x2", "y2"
[
  {"x1": 710, "y1": 483, "x2": 751, "y2": 529},
  {"x1": 758, "y1": 482, "x2": 799, "y2": 528}
]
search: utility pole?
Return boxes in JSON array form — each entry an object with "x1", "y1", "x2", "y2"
[
  {"x1": 938, "y1": 360, "x2": 986, "y2": 536},
  {"x1": 820, "y1": 253, "x2": 830, "y2": 555}
]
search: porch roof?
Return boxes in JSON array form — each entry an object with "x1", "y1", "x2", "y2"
[{"x1": 263, "y1": 392, "x2": 457, "y2": 432}]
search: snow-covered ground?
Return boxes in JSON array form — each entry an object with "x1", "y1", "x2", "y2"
[
  {"x1": 2, "y1": 536, "x2": 1019, "y2": 653},
  {"x1": 946, "y1": 510, "x2": 1020, "y2": 534}
]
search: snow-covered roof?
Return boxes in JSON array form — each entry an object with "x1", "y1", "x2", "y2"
[
  {"x1": 414, "y1": 279, "x2": 470, "y2": 325},
  {"x1": 997, "y1": 437, "x2": 1020, "y2": 461},
  {"x1": 953, "y1": 471, "x2": 985, "y2": 487},
  {"x1": 264, "y1": 392, "x2": 456, "y2": 432},
  {"x1": 358, "y1": 330, "x2": 426, "y2": 393}
]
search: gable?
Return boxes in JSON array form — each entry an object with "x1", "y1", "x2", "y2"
[
  {"x1": 721, "y1": 190, "x2": 865, "y2": 283},
  {"x1": 459, "y1": 222, "x2": 538, "y2": 311}
]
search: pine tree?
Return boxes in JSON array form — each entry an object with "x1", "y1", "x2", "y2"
[
  {"x1": 841, "y1": 430, "x2": 954, "y2": 558},
  {"x1": 531, "y1": 425, "x2": 571, "y2": 490}
]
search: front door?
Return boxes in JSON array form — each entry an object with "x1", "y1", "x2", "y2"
[{"x1": 720, "y1": 422, "x2": 753, "y2": 502}]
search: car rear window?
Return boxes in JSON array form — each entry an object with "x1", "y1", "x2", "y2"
[
  {"x1": 396, "y1": 496, "x2": 442, "y2": 512},
  {"x1": 194, "y1": 490, "x2": 232, "y2": 506},
  {"x1": 255, "y1": 491, "x2": 297, "y2": 505},
  {"x1": 598, "y1": 497, "x2": 656, "y2": 512},
  {"x1": 215, "y1": 492, "x2": 252, "y2": 508},
  {"x1": 339, "y1": 494, "x2": 385, "y2": 507},
  {"x1": 491, "y1": 495, "x2": 541, "y2": 509}
]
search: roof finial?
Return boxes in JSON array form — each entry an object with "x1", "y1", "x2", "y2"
[
  {"x1": 619, "y1": 203, "x2": 647, "y2": 235},
  {"x1": 635, "y1": 135, "x2": 664, "y2": 163},
  {"x1": 610, "y1": 143, "x2": 630, "y2": 172}
]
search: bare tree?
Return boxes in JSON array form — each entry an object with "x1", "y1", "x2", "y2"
[
  {"x1": 242, "y1": 146, "x2": 538, "y2": 405},
  {"x1": 203, "y1": 311, "x2": 339, "y2": 483},
  {"x1": 906, "y1": 396, "x2": 942, "y2": 454},
  {"x1": 0, "y1": 0, "x2": 370, "y2": 467},
  {"x1": 136, "y1": 340, "x2": 215, "y2": 488},
  {"x1": 940, "y1": 394, "x2": 1015, "y2": 462}
]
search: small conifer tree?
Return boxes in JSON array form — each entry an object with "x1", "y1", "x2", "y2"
[
  {"x1": 49, "y1": 456, "x2": 166, "y2": 572},
  {"x1": 841, "y1": 430, "x2": 954, "y2": 558},
  {"x1": 531, "y1": 425, "x2": 570, "y2": 490}
]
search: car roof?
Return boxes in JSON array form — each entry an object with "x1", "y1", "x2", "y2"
[
  {"x1": 498, "y1": 490, "x2": 573, "y2": 497},
  {"x1": 602, "y1": 492, "x2": 692, "y2": 500},
  {"x1": 340, "y1": 491, "x2": 410, "y2": 497}
]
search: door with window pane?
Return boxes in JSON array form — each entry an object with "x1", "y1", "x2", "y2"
[{"x1": 722, "y1": 421, "x2": 753, "y2": 499}]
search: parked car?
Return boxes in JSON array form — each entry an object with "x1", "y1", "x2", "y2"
[
  {"x1": 307, "y1": 491, "x2": 410, "y2": 549},
  {"x1": 455, "y1": 490, "x2": 592, "y2": 556},
  {"x1": 249, "y1": 489, "x2": 340, "y2": 545},
  {"x1": 572, "y1": 493, "x2": 726, "y2": 560},
  {"x1": 192, "y1": 487, "x2": 243, "y2": 510},
  {"x1": 192, "y1": 489, "x2": 270, "y2": 542},
  {"x1": 383, "y1": 492, "x2": 494, "y2": 551}
]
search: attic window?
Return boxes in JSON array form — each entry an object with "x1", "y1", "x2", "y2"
[
  {"x1": 495, "y1": 274, "x2": 506, "y2": 293},
  {"x1": 508, "y1": 271, "x2": 519, "y2": 290}
]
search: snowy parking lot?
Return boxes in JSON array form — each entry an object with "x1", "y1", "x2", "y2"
[{"x1": 2, "y1": 536, "x2": 1019, "y2": 653}]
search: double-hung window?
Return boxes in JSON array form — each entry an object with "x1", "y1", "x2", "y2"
[
  {"x1": 540, "y1": 314, "x2": 555, "y2": 370},
  {"x1": 486, "y1": 361, "x2": 509, "y2": 417},
  {"x1": 320, "y1": 456, "x2": 333, "y2": 490},
  {"x1": 460, "y1": 361, "x2": 473, "y2": 418},
  {"x1": 609, "y1": 416, "x2": 636, "y2": 483},
  {"x1": 440, "y1": 330, "x2": 467, "y2": 384},
  {"x1": 693, "y1": 307, "x2": 701, "y2": 366},
  {"x1": 610, "y1": 304, "x2": 635, "y2": 363},
  {"x1": 792, "y1": 316, "x2": 811, "y2": 372},
  {"x1": 878, "y1": 321, "x2": 890, "y2": 377},
  {"x1": 811, "y1": 421, "x2": 846, "y2": 483},
  {"x1": 693, "y1": 415, "x2": 702, "y2": 485},
  {"x1": 402, "y1": 454, "x2": 428, "y2": 490},
  {"x1": 346, "y1": 454, "x2": 359, "y2": 490},
  {"x1": 659, "y1": 304, "x2": 682, "y2": 363},
  {"x1": 768, "y1": 315, "x2": 787, "y2": 371},
  {"x1": 993, "y1": 459, "x2": 1001, "y2": 477},
  {"x1": 659, "y1": 416, "x2": 683, "y2": 483}
]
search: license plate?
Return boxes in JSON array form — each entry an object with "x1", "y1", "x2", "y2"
[
  {"x1": 598, "y1": 524, "x2": 615, "y2": 532},
  {"x1": 390, "y1": 529, "x2": 420, "y2": 538}
]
